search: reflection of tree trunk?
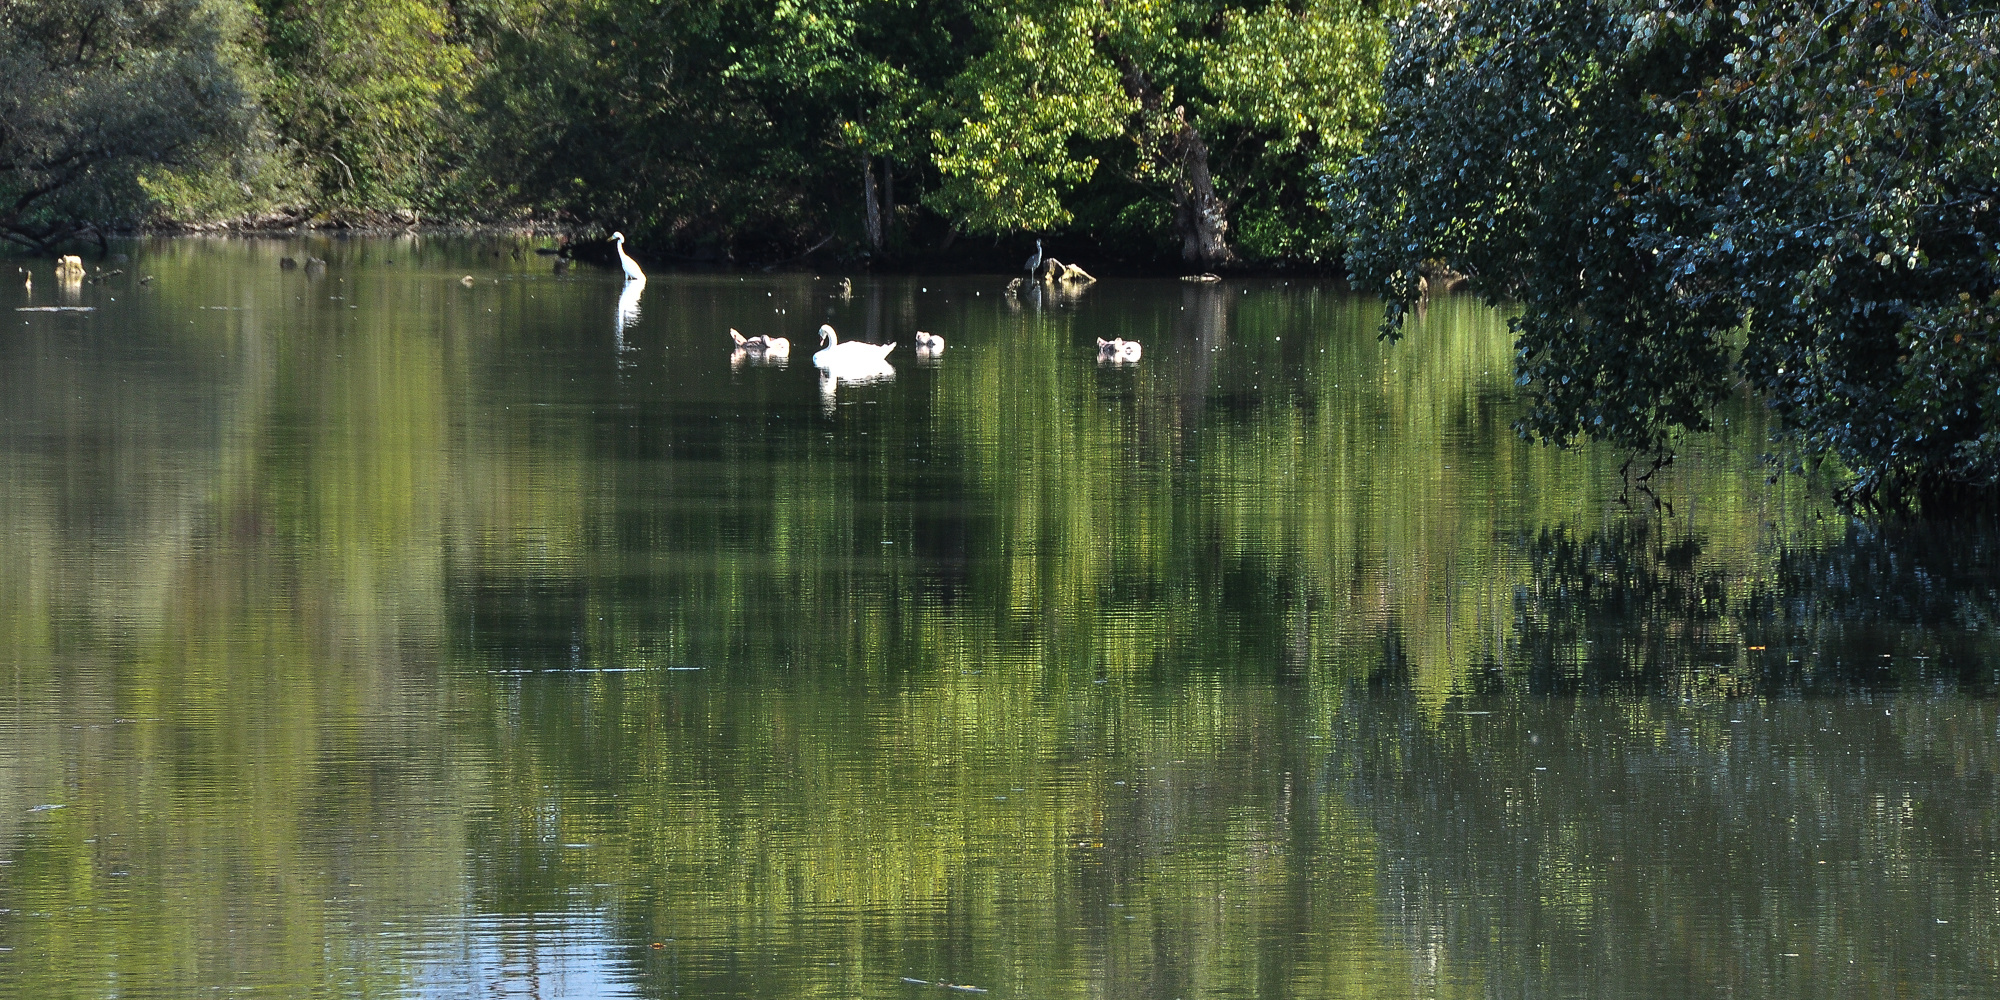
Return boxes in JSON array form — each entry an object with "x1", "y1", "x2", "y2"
[
  {"x1": 1176, "y1": 283, "x2": 1229, "y2": 426},
  {"x1": 862, "y1": 155, "x2": 883, "y2": 251},
  {"x1": 1114, "y1": 57, "x2": 1235, "y2": 269},
  {"x1": 881, "y1": 156, "x2": 895, "y2": 247},
  {"x1": 865, "y1": 279, "x2": 884, "y2": 344}
]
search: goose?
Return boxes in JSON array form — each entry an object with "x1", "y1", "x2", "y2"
[
  {"x1": 611, "y1": 232, "x2": 645, "y2": 281},
  {"x1": 813, "y1": 324, "x2": 894, "y2": 368},
  {"x1": 730, "y1": 328, "x2": 791, "y2": 355},
  {"x1": 914, "y1": 331, "x2": 945, "y2": 355},
  {"x1": 1096, "y1": 337, "x2": 1142, "y2": 362}
]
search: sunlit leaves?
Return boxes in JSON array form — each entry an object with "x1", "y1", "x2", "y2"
[
  {"x1": 256, "y1": 0, "x2": 475, "y2": 210},
  {"x1": 928, "y1": 0, "x2": 1395, "y2": 251},
  {"x1": 1205, "y1": 0, "x2": 1391, "y2": 161},
  {"x1": 926, "y1": 1, "x2": 1128, "y2": 232}
]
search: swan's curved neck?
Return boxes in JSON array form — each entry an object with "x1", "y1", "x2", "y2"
[{"x1": 823, "y1": 329, "x2": 838, "y2": 346}]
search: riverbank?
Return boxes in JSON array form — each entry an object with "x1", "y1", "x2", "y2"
[{"x1": 17, "y1": 223, "x2": 1346, "y2": 281}]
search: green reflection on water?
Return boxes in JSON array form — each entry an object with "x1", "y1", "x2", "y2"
[{"x1": 0, "y1": 238, "x2": 1994, "y2": 999}]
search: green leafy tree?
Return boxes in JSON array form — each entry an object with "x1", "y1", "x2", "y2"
[
  {"x1": 470, "y1": 0, "x2": 983, "y2": 258},
  {"x1": 929, "y1": 0, "x2": 1394, "y2": 267},
  {"x1": 255, "y1": 0, "x2": 475, "y2": 213},
  {"x1": 1343, "y1": 0, "x2": 2000, "y2": 511},
  {"x1": 1647, "y1": 0, "x2": 2000, "y2": 509},
  {"x1": 0, "y1": 0, "x2": 253, "y2": 252}
]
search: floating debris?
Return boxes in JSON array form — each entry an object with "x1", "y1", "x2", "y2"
[
  {"x1": 899, "y1": 979, "x2": 987, "y2": 993},
  {"x1": 15, "y1": 306, "x2": 93, "y2": 312}
]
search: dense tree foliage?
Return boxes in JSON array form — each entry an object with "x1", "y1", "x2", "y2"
[
  {"x1": 930, "y1": 0, "x2": 1392, "y2": 266},
  {"x1": 1344, "y1": 0, "x2": 2000, "y2": 511},
  {"x1": 467, "y1": 0, "x2": 983, "y2": 260},
  {"x1": 2, "y1": 0, "x2": 1396, "y2": 267},
  {"x1": 255, "y1": 0, "x2": 474, "y2": 211},
  {"x1": 0, "y1": 0, "x2": 253, "y2": 252}
]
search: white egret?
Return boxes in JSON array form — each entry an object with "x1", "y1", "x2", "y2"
[{"x1": 611, "y1": 232, "x2": 645, "y2": 281}]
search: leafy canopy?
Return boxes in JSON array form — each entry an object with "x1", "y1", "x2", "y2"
[
  {"x1": 1343, "y1": 0, "x2": 2000, "y2": 510},
  {"x1": 0, "y1": 0, "x2": 253, "y2": 249},
  {"x1": 930, "y1": 0, "x2": 1395, "y2": 259}
]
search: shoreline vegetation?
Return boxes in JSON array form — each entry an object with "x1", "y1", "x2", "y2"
[
  {"x1": 3, "y1": 0, "x2": 1390, "y2": 272},
  {"x1": 9, "y1": 0, "x2": 2000, "y2": 511},
  {"x1": 113, "y1": 218, "x2": 1333, "y2": 278}
]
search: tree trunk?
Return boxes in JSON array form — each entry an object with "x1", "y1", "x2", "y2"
[
  {"x1": 1171, "y1": 125, "x2": 1231, "y2": 268},
  {"x1": 1114, "y1": 58, "x2": 1235, "y2": 269},
  {"x1": 862, "y1": 155, "x2": 883, "y2": 251}
]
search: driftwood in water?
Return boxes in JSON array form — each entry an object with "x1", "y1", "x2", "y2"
[{"x1": 1036, "y1": 257, "x2": 1094, "y2": 284}]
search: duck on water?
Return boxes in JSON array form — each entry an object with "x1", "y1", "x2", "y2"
[
  {"x1": 730, "y1": 328, "x2": 791, "y2": 356},
  {"x1": 1096, "y1": 337, "x2": 1142, "y2": 363}
]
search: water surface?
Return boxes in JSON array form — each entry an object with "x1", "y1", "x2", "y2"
[{"x1": 2, "y1": 237, "x2": 1996, "y2": 998}]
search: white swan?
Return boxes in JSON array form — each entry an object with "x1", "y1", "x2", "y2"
[
  {"x1": 813, "y1": 324, "x2": 894, "y2": 369},
  {"x1": 730, "y1": 328, "x2": 790, "y2": 356},
  {"x1": 914, "y1": 331, "x2": 945, "y2": 356},
  {"x1": 1096, "y1": 337, "x2": 1142, "y2": 363},
  {"x1": 611, "y1": 232, "x2": 644, "y2": 281}
]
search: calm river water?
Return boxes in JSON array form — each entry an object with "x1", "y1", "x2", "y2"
[{"x1": 2, "y1": 237, "x2": 1996, "y2": 999}]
